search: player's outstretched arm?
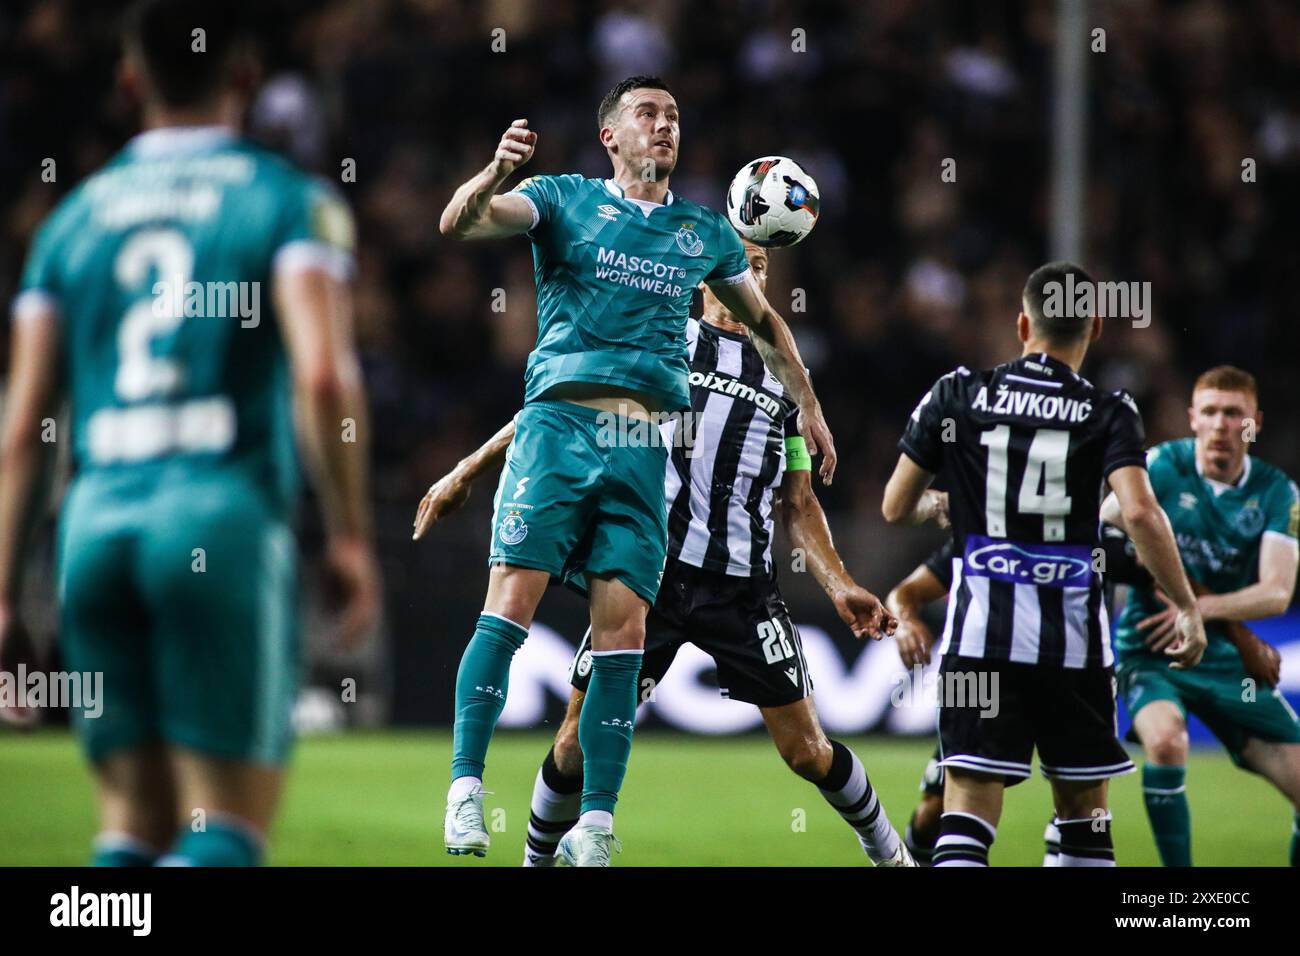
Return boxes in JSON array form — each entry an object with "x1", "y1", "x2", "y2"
[
  {"x1": 886, "y1": 564, "x2": 947, "y2": 668},
  {"x1": 707, "y1": 276, "x2": 836, "y2": 483},
  {"x1": 1108, "y1": 464, "x2": 1206, "y2": 668},
  {"x1": 439, "y1": 119, "x2": 538, "y2": 240},
  {"x1": 1197, "y1": 534, "x2": 1298, "y2": 623},
  {"x1": 776, "y1": 469, "x2": 895, "y2": 640},
  {"x1": 412, "y1": 418, "x2": 516, "y2": 540},
  {"x1": 881, "y1": 455, "x2": 940, "y2": 525},
  {"x1": 0, "y1": 301, "x2": 60, "y2": 714},
  {"x1": 275, "y1": 266, "x2": 380, "y2": 650}
]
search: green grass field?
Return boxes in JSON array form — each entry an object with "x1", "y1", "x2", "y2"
[{"x1": 0, "y1": 730, "x2": 1292, "y2": 866}]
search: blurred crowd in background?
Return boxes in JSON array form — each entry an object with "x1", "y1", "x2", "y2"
[{"x1": 2, "y1": 0, "x2": 1298, "y2": 558}]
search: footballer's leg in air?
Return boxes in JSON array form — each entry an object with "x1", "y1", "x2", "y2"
[
  {"x1": 436, "y1": 78, "x2": 833, "y2": 863},
  {"x1": 524, "y1": 472, "x2": 909, "y2": 865},
  {"x1": 522, "y1": 625, "x2": 678, "y2": 868}
]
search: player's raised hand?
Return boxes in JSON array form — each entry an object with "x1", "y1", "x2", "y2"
[
  {"x1": 832, "y1": 584, "x2": 896, "y2": 641},
  {"x1": 491, "y1": 119, "x2": 537, "y2": 177},
  {"x1": 893, "y1": 614, "x2": 936, "y2": 668},
  {"x1": 412, "y1": 468, "x2": 474, "y2": 540},
  {"x1": 798, "y1": 403, "x2": 837, "y2": 485},
  {"x1": 324, "y1": 535, "x2": 382, "y2": 651},
  {"x1": 1167, "y1": 606, "x2": 1207, "y2": 670}
]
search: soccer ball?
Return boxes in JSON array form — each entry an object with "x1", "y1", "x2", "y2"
[{"x1": 725, "y1": 156, "x2": 820, "y2": 247}]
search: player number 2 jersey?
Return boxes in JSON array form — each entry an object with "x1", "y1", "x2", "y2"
[
  {"x1": 12, "y1": 126, "x2": 355, "y2": 519},
  {"x1": 513, "y1": 175, "x2": 749, "y2": 413},
  {"x1": 898, "y1": 353, "x2": 1148, "y2": 668}
]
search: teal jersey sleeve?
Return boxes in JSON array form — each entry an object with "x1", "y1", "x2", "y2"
[
  {"x1": 1143, "y1": 440, "x2": 1179, "y2": 495},
  {"x1": 270, "y1": 176, "x2": 356, "y2": 279},
  {"x1": 14, "y1": 194, "x2": 83, "y2": 310},
  {"x1": 703, "y1": 216, "x2": 749, "y2": 284},
  {"x1": 1264, "y1": 474, "x2": 1300, "y2": 540},
  {"x1": 19, "y1": 219, "x2": 61, "y2": 296},
  {"x1": 512, "y1": 174, "x2": 583, "y2": 234}
]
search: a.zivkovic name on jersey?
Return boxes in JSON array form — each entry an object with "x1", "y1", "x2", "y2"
[
  {"x1": 899, "y1": 353, "x2": 1148, "y2": 669},
  {"x1": 970, "y1": 380, "x2": 1094, "y2": 424}
]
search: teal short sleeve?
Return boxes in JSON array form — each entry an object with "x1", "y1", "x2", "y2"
[{"x1": 704, "y1": 214, "x2": 749, "y2": 284}]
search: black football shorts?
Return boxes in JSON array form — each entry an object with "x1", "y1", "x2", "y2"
[
  {"x1": 937, "y1": 656, "x2": 1135, "y2": 786},
  {"x1": 569, "y1": 559, "x2": 812, "y2": 708}
]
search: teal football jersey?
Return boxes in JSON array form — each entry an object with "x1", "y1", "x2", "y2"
[
  {"x1": 512, "y1": 175, "x2": 749, "y2": 412},
  {"x1": 14, "y1": 126, "x2": 355, "y2": 518},
  {"x1": 1115, "y1": 438, "x2": 1300, "y2": 667}
]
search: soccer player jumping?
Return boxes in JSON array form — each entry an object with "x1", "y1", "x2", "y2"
[
  {"x1": 436, "y1": 76, "x2": 835, "y2": 865},
  {"x1": 418, "y1": 240, "x2": 914, "y2": 867}
]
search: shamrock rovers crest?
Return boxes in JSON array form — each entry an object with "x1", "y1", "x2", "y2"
[
  {"x1": 675, "y1": 223, "x2": 704, "y2": 256},
  {"x1": 499, "y1": 511, "x2": 529, "y2": 546}
]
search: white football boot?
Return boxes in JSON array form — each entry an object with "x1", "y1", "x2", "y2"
[
  {"x1": 555, "y1": 825, "x2": 621, "y2": 867},
  {"x1": 444, "y1": 786, "x2": 491, "y2": 857},
  {"x1": 875, "y1": 840, "x2": 918, "y2": 867},
  {"x1": 522, "y1": 846, "x2": 557, "y2": 867}
]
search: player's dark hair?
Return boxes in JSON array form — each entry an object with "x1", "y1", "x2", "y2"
[
  {"x1": 123, "y1": 0, "x2": 256, "y2": 108},
  {"x1": 597, "y1": 75, "x2": 673, "y2": 128},
  {"x1": 1022, "y1": 260, "x2": 1097, "y2": 344}
]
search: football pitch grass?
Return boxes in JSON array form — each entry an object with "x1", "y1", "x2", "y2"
[{"x1": 0, "y1": 730, "x2": 1292, "y2": 866}]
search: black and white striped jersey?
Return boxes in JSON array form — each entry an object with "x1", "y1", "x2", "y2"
[
  {"x1": 898, "y1": 353, "x2": 1147, "y2": 668},
  {"x1": 661, "y1": 317, "x2": 801, "y2": 577},
  {"x1": 923, "y1": 539, "x2": 956, "y2": 588}
]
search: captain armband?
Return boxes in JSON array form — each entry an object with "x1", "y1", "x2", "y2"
[{"x1": 784, "y1": 436, "x2": 812, "y2": 472}]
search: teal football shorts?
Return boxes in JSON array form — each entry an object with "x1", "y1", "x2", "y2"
[
  {"x1": 58, "y1": 465, "x2": 299, "y2": 765},
  {"x1": 488, "y1": 400, "x2": 669, "y2": 606}
]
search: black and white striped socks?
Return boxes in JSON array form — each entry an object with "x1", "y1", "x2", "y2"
[
  {"x1": 523, "y1": 746, "x2": 581, "y2": 865},
  {"x1": 933, "y1": 811, "x2": 996, "y2": 866},
  {"x1": 817, "y1": 740, "x2": 903, "y2": 863},
  {"x1": 1055, "y1": 815, "x2": 1116, "y2": 867},
  {"x1": 1043, "y1": 817, "x2": 1061, "y2": 865}
]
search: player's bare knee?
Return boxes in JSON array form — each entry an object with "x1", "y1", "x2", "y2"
[
  {"x1": 1052, "y1": 780, "x2": 1107, "y2": 821},
  {"x1": 483, "y1": 564, "x2": 547, "y2": 628},
  {"x1": 1134, "y1": 703, "x2": 1189, "y2": 766},
  {"x1": 780, "y1": 735, "x2": 831, "y2": 781},
  {"x1": 591, "y1": 616, "x2": 646, "y2": 652},
  {"x1": 483, "y1": 597, "x2": 537, "y2": 629},
  {"x1": 1144, "y1": 728, "x2": 1189, "y2": 766}
]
